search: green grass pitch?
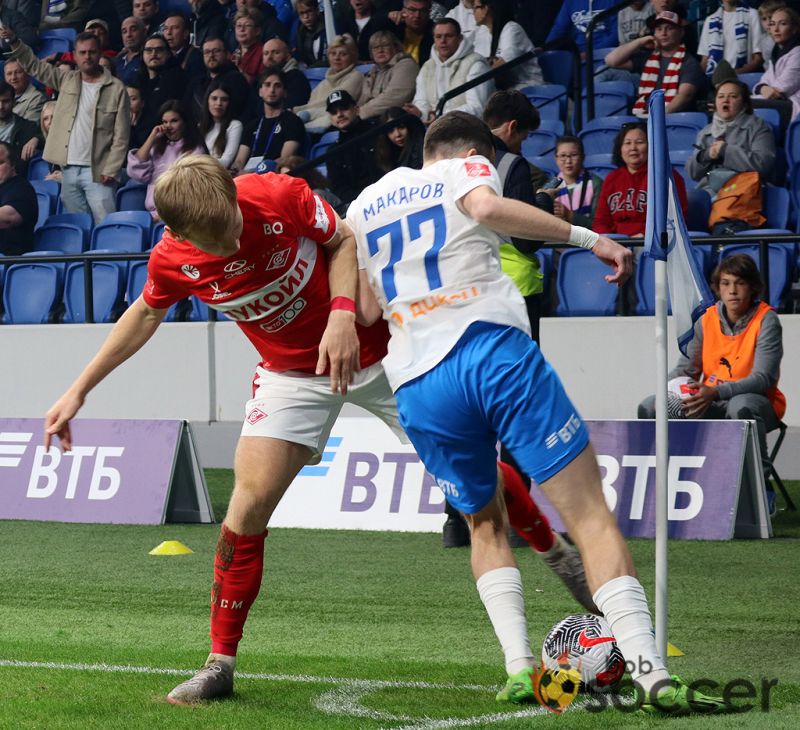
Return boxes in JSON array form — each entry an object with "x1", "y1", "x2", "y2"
[{"x1": 0, "y1": 471, "x2": 798, "y2": 729}]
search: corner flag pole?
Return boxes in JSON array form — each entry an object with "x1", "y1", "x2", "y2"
[
  {"x1": 321, "y1": 0, "x2": 337, "y2": 49},
  {"x1": 654, "y1": 231, "x2": 669, "y2": 664}
]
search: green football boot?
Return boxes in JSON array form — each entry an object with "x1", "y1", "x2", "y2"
[
  {"x1": 640, "y1": 675, "x2": 732, "y2": 715},
  {"x1": 496, "y1": 667, "x2": 536, "y2": 703}
]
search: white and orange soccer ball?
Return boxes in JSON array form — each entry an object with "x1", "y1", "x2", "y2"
[{"x1": 541, "y1": 614, "x2": 626, "y2": 692}]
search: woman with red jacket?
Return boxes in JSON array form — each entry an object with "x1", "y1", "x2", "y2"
[{"x1": 593, "y1": 121, "x2": 688, "y2": 236}]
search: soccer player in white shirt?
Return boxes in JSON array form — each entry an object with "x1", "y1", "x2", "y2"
[{"x1": 347, "y1": 112, "x2": 728, "y2": 714}]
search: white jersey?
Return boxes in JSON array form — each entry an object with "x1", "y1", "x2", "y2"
[{"x1": 348, "y1": 155, "x2": 530, "y2": 392}]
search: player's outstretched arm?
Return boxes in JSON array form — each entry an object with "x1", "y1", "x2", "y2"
[
  {"x1": 44, "y1": 297, "x2": 169, "y2": 452},
  {"x1": 318, "y1": 218, "x2": 361, "y2": 395},
  {"x1": 461, "y1": 185, "x2": 632, "y2": 286}
]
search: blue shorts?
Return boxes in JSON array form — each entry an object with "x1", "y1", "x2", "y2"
[{"x1": 395, "y1": 322, "x2": 589, "y2": 514}]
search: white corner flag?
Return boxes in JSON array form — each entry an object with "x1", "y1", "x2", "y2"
[{"x1": 644, "y1": 90, "x2": 714, "y2": 355}]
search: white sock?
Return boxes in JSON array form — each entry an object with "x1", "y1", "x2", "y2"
[
  {"x1": 593, "y1": 575, "x2": 670, "y2": 694},
  {"x1": 476, "y1": 566, "x2": 534, "y2": 675}
]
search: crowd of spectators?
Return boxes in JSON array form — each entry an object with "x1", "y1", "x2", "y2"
[{"x1": 0, "y1": 0, "x2": 796, "y2": 255}]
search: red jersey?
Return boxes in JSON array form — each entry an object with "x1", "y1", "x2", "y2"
[{"x1": 143, "y1": 172, "x2": 389, "y2": 373}]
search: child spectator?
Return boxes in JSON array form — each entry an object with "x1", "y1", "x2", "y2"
[{"x1": 541, "y1": 136, "x2": 603, "y2": 229}]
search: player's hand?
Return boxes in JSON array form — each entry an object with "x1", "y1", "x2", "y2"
[
  {"x1": 44, "y1": 389, "x2": 85, "y2": 452},
  {"x1": 316, "y1": 310, "x2": 360, "y2": 395},
  {"x1": 681, "y1": 384, "x2": 717, "y2": 418},
  {"x1": 592, "y1": 235, "x2": 633, "y2": 286}
]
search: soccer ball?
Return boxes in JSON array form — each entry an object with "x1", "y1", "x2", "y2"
[
  {"x1": 532, "y1": 665, "x2": 581, "y2": 714},
  {"x1": 541, "y1": 614, "x2": 625, "y2": 692}
]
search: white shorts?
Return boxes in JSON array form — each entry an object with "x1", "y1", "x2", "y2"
[{"x1": 240, "y1": 361, "x2": 407, "y2": 464}]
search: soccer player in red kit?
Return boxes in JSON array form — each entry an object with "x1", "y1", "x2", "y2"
[{"x1": 43, "y1": 155, "x2": 594, "y2": 706}]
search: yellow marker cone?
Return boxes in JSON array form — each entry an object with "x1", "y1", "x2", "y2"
[
  {"x1": 667, "y1": 642, "x2": 685, "y2": 657},
  {"x1": 149, "y1": 540, "x2": 193, "y2": 556}
]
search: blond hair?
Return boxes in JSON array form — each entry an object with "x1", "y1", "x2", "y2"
[
  {"x1": 327, "y1": 33, "x2": 358, "y2": 62},
  {"x1": 154, "y1": 156, "x2": 238, "y2": 242}
]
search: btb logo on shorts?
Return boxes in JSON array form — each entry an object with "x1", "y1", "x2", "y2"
[{"x1": 246, "y1": 407, "x2": 268, "y2": 425}]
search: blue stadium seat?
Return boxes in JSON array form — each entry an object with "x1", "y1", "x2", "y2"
[
  {"x1": 787, "y1": 121, "x2": 800, "y2": 168},
  {"x1": 35, "y1": 191, "x2": 51, "y2": 230},
  {"x1": 581, "y1": 91, "x2": 631, "y2": 120},
  {"x1": 753, "y1": 107, "x2": 782, "y2": 142},
  {"x1": 736, "y1": 228, "x2": 793, "y2": 236},
  {"x1": 664, "y1": 120, "x2": 702, "y2": 150},
  {"x1": 303, "y1": 67, "x2": 328, "y2": 90},
  {"x1": 521, "y1": 129, "x2": 559, "y2": 158},
  {"x1": 687, "y1": 188, "x2": 711, "y2": 232},
  {"x1": 720, "y1": 243, "x2": 794, "y2": 309},
  {"x1": 634, "y1": 248, "x2": 709, "y2": 316},
  {"x1": 529, "y1": 155, "x2": 559, "y2": 178},
  {"x1": 665, "y1": 111, "x2": 709, "y2": 129},
  {"x1": 578, "y1": 116, "x2": 637, "y2": 156},
  {"x1": 538, "y1": 50, "x2": 573, "y2": 88},
  {"x1": 583, "y1": 153, "x2": 615, "y2": 178},
  {"x1": 537, "y1": 118, "x2": 565, "y2": 136},
  {"x1": 186, "y1": 296, "x2": 212, "y2": 321},
  {"x1": 763, "y1": 185, "x2": 790, "y2": 229},
  {"x1": 90, "y1": 223, "x2": 147, "y2": 252},
  {"x1": 521, "y1": 84, "x2": 568, "y2": 121},
  {"x1": 116, "y1": 182, "x2": 148, "y2": 211},
  {"x1": 2, "y1": 263, "x2": 63, "y2": 323},
  {"x1": 44, "y1": 212, "x2": 93, "y2": 238},
  {"x1": 669, "y1": 148, "x2": 693, "y2": 168},
  {"x1": 738, "y1": 72, "x2": 762, "y2": 90},
  {"x1": 34, "y1": 223, "x2": 86, "y2": 254},
  {"x1": 555, "y1": 249, "x2": 620, "y2": 316},
  {"x1": 127, "y1": 260, "x2": 183, "y2": 320},
  {"x1": 582, "y1": 80, "x2": 636, "y2": 102},
  {"x1": 536, "y1": 249, "x2": 553, "y2": 301},
  {"x1": 63, "y1": 261, "x2": 127, "y2": 323},
  {"x1": 318, "y1": 130, "x2": 340, "y2": 145},
  {"x1": 101, "y1": 210, "x2": 153, "y2": 232},
  {"x1": 159, "y1": 0, "x2": 192, "y2": 13},
  {"x1": 152, "y1": 221, "x2": 166, "y2": 247},
  {"x1": 27, "y1": 156, "x2": 52, "y2": 182},
  {"x1": 356, "y1": 63, "x2": 374, "y2": 74},
  {"x1": 36, "y1": 32, "x2": 73, "y2": 59},
  {"x1": 790, "y1": 163, "x2": 800, "y2": 231}
]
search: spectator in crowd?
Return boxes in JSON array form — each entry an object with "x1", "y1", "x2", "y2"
[
  {"x1": 232, "y1": 66, "x2": 305, "y2": 173},
  {"x1": 5, "y1": 60, "x2": 45, "y2": 123},
  {"x1": 0, "y1": 80, "x2": 43, "y2": 174},
  {"x1": 686, "y1": 79, "x2": 775, "y2": 196},
  {"x1": 0, "y1": 1, "x2": 38, "y2": 48},
  {"x1": 115, "y1": 16, "x2": 146, "y2": 85},
  {"x1": 323, "y1": 88, "x2": 382, "y2": 205},
  {"x1": 38, "y1": 100, "x2": 62, "y2": 183},
  {"x1": 231, "y1": 7, "x2": 265, "y2": 85},
  {"x1": 357, "y1": 31, "x2": 418, "y2": 121},
  {"x1": 447, "y1": 0, "x2": 478, "y2": 44},
  {"x1": 262, "y1": 38, "x2": 311, "y2": 108},
  {"x1": 296, "y1": 0, "x2": 329, "y2": 67},
  {"x1": 637, "y1": 253, "x2": 785, "y2": 510},
  {"x1": 83, "y1": 18, "x2": 116, "y2": 57},
  {"x1": 133, "y1": 0, "x2": 163, "y2": 36},
  {"x1": 336, "y1": 0, "x2": 399, "y2": 62},
  {"x1": 163, "y1": 12, "x2": 206, "y2": 80},
  {"x1": 754, "y1": 6, "x2": 800, "y2": 124},
  {"x1": 275, "y1": 152, "x2": 344, "y2": 213},
  {"x1": 199, "y1": 78, "x2": 244, "y2": 169},
  {"x1": 393, "y1": 0, "x2": 434, "y2": 65},
  {"x1": 0, "y1": 28, "x2": 130, "y2": 223},
  {"x1": 40, "y1": 0, "x2": 90, "y2": 31},
  {"x1": 605, "y1": 10, "x2": 706, "y2": 117},
  {"x1": 373, "y1": 105, "x2": 425, "y2": 172},
  {"x1": 227, "y1": 0, "x2": 289, "y2": 47},
  {"x1": 545, "y1": 0, "x2": 618, "y2": 58},
  {"x1": 405, "y1": 18, "x2": 491, "y2": 123},
  {"x1": 643, "y1": 0, "x2": 698, "y2": 55},
  {"x1": 541, "y1": 136, "x2": 603, "y2": 229},
  {"x1": 0, "y1": 142, "x2": 37, "y2": 256},
  {"x1": 139, "y1": 33, "x2": 187, "y2": 129},
  {"x1": 618, "y1": 1, "x2": 652, "y2": 44},
  {"x1": 471, "y1": 0, "x2": 542, "y2": 89},
  {"x1": 593, "y1": 121, "x2": 687, "y2": 236},
  {"x1": 186, "y1": 36, "x2": 251, "y2": 122},
  {"x1": 127, "y1": 99, "x2": 206, "y2": 219},
  {"x1": 127, "y1": 83, "x2": 149, "y2": 149},
  {"x1": 189, "y1": 0, "x2": 228, "y2": 48},
  {"x1": 757, "y1": 0, "x2": 787, "y2": 62},
  {"x1": 293, "y1": 34, "x2": 363, "y2": 133},
  {"x1": 697, "y1": 0, "x2": 764, "y2": 79}
]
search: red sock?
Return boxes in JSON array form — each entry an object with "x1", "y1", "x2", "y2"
[
  {"x1": 209, "y1": 524, "x2": 267, "y2": 656},
  {"x1": 498, "y1": 460, "x2": 555, "y2": 552}
]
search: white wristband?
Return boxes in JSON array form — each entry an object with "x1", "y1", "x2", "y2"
[{"x1": 568, "y1": 225, "x2": 599, "y2": 250}]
